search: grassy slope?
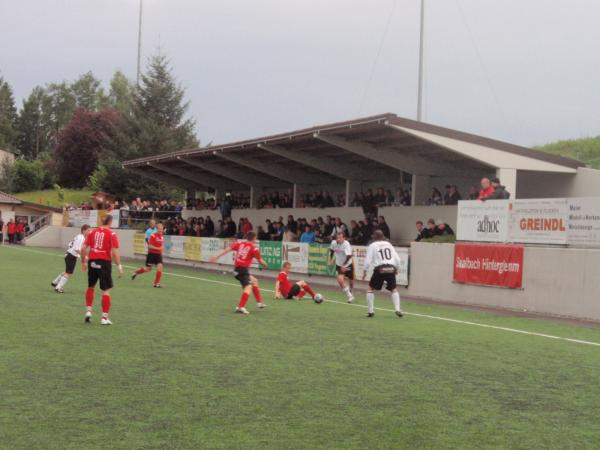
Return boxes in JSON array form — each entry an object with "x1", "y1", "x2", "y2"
[
  {"x1": 536, "y1": 136, "x2": 600, "y2": 169},
  {"x1": 13, "y1": 189, "x2": 94, "y2": 208},
  {"x1": 1, "y1": 245, "x2": 600, "y2": 450}
]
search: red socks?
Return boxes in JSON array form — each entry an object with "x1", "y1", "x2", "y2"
[
  {"x1": 239, "y1": 292, "x2": 250, "y2": 308},
  {"x1": 85, "y1": 288, "x2": 94, "y2": 307},
  {"x1": 101, "y1": 294, "x2": 111, "y2": 314},
  {"x1": 297, "y1": 291, "x2": 306, "y2": 299},
  {"x1": 252, "y1": 286, "x2": 262, "y2": 302},
  {"x1": 135, "y1": 267, "x2": 147, "y2": 274},
  {"x1": 154, "y1": 271, "x2": 162, "y2": 285},
  {"x1": 303, "y1": 283, "x2": 316, "y2": 297}
]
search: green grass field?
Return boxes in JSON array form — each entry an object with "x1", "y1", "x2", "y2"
[
  {"x1": 2, "y1": 245, "x2": 600, "y2": 450},
  {"x1": 14, "y1": 189, "x2": 93, "y2": 208}
]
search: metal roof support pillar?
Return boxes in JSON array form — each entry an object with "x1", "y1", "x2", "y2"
[
  {"x1": 293, "y1": 184, "x2": 298, "y2": 208},
  {"x1": 411, "y1": 175, "x2": 430, "y2": 206},
  {"x1": 496, "y1": 168, "x2": 517, "y2": 199},
  {"x1": 249, "y1": 186, "x2": 256, "y2": 208}
]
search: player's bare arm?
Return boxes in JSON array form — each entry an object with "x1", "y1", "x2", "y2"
[
  {"x1": 258, "y1": 257, "x2": 268, "y2": 269},
  {"x1": 80, "y1": 243, "x2": 88, "y2": 271},
  {"x1": 275, "y1": 280, "x2": 282, "y2": 299},
  {"x1": 112, "y1": 247, "x2": 124, "y2": 277},
  {"x1": 209, "y1": 247, "x2": 233, "y2": 263}
]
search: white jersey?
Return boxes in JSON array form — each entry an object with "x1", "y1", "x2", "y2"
[
  {"x1": 66, "y1": 233, "x2": 85, "y2": 258},
  {"x1": 364, "y1": 240, "x2": 400, "y2": 272},
  {"x1": 330, "y1": 239, "x2": 353, "y2": 267}
]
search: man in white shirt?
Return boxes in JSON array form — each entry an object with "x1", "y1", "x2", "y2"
[
  {"x1": 51, "y1": 224, "x2": 90, "y2": 293},
  {"x1": 362, "y1": 230, "x2": 403, "y2": 318},
  {"x1": 329, "y1": 232, "x2": 355, "y2": 303}
]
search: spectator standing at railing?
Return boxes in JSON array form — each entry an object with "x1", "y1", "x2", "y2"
[
  {"x1": 436, "y1": 220, "x2": 455, "y2": 236},
  {"x1": 204, "y1": 216, "x2": 215, "y2": 236},
  {"x1": 300, "y1": 225, "x2": 316, "y2": 243},
  {"x1": 220, "y1": 194, "x2": 232, "y2": 220},
  {"x1": 242, "y1": 218, "x2": 253, "y2": 235},
  {"x1": 484, "y1": 178, "x2": 511, "y2": 200},
  {"x1": 7, "y1": 219, "x2": 16, "y2": 244},
  {"x1": 0, "y1": 217, "x2": 4, "y2": 244},
  {"x1": 428, "y1": 188, "x2": 443, "y2": 206},
  {"x1": 444, "y1": 185, "x2": 462, "y2": 205},
  {"x1": 478, "y1": 177, "x2": 495, "y2": 200},
  {"x1": 376, "y1": 216, "x2": 391, "y2": 240},
  {"x1": 257, "y1": 225, "x2": 270, "y2": 241},
  {"x1": 271, "y1": 221, "x2": 284, "y2": 241},
  {"x1": 468, "y1": 186, "x2": 479, "y2": 200},
  {"x1": 329, "y1": 217, "x2": 348, "y2": 239},
  {"x1": 286, "y1": 215, "x2": 298, "y2": 234},
  {"x1": 16, "y1": 219, "x2": 25, "y2": 244},
  {"x1": 415, "y1": 221, "x2": 431, "y2": 242}
]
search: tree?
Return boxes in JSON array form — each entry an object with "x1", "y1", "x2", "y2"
[
  {"x1": 130, "y1": 55, "x2": 198, "y2": 159},
  {"x1": 0, "y1": 76, "x2": 18, "y2": 150},
  {"x1": 108, "y1": 70, "x2": 135, "y2": 119},
  {"x1": 42, "y1": 82, "x2": 76, "y2": 148},
  {"x1": 54, "y1": 108, "x2": 129, "y2": 188},
  {"x1": 16, "y1": 86, "x2": 50, "y2": 160},
  {"x1": 11, "y1": 159, "x2": 45, "y2": 192},
  {"x1": 71, "y1": 71, "x2": 108, "y2": 110}
]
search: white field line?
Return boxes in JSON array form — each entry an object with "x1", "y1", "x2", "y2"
[{"x1": 4, "y1": 245, "x2": 600, "y2": 348}]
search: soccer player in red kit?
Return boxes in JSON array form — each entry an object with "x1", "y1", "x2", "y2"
[
  {"x1": 80, "y1": 214, "x2": 123, "y2": 325},
  {"x1": 210, "y1": 231, "x2": 268, "y2": 315},
  {"x1": 131, "y1": 222, "x2": 165, "y2": 287},
  {"x1": 275, "y1": 261, "x2": 317, "y2": 300}
]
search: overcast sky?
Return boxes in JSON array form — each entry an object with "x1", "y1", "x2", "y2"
[{"x1": 1, "y1": 0, "x2": 599, "y2": 148}]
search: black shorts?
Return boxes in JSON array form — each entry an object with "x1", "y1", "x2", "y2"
[
  {"x1": 369, "y1": 267, "x2": 397, "y2": 291},
  {"x1": 234, "y1": 267, "x2": 251, "y2": 287},
  {"x1": 285, "y1": 284, "x2": 302, "y2": 299},
  {"x1": 145, "y1": 252, "x2": 163, "y2": 266},
  {"x1": 88, "y1": 259, "x2": 113, "y2": 291},
  {"x1": 64, "y1": 253, "x2": 78, "y2": 274},
  {"x1": 336, "y1": 264, "x2": 355, "y2": 280}
]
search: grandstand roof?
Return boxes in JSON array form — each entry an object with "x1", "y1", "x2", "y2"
[
  {"x1": 123, "y1": 113, "x2": 583, "y2": 192},
  {"x1": 0, "y1": 191, "x2": 22, "y2": 205}
]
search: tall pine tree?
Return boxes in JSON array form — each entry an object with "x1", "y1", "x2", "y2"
[
  {"x1": 16, "y1": 86, "x2": 50, "y2": 160},
  {"x1": 71, "y1": 71, "x2": 108, "y2": 110},
  {"x1": 0, "y1": 76, "x2": 18, "y2": 150},
  {"x1": 130, "y1": 55, "x2": 198, "y2": 158},
  {"x1": 108, "y1": 70, "x2": 136, "y2": 119}
]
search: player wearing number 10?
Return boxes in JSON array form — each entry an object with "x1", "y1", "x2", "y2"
[
  {"x1": 80, "y1": 214, "x2": 123, "y2": 325},
  {"x1": 362, "y1": 230, "x2": 403, "y2": 318}
]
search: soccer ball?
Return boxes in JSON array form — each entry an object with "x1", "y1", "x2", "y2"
[{"x1": 314, "y1": 293, "x2": 324, "y2": 304}]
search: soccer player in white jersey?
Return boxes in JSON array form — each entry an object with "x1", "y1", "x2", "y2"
[
  {"x1": 362, "y1": 229, "x2": 403, "y2": 318},
  {"x1": 329, "y1": 232, "x2": 355, "y2": 303},
  {"x1": 51, "y1": 224, "x2": 90, "y2": 293}
]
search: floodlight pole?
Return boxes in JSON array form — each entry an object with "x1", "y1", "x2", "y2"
[
  {"x1": 136, "y1": 0, "x2": 143, "y2": 86},
  {"x1": 417, "y1": 0, "x2": 425, "y2": 121}
]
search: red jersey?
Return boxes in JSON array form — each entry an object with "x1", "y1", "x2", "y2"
[
  {"x1": 277, "y1": 271, "x2": 292, "y2": 297},
  {"x1": 148, "y1": 232, "x2": 164, "y2": 254},
  {"x1": 85, "y1": 227, "x2": 119, "y2": 261},
  {"x1": 7, "y1": 222, "x2": 16, "y2": 234},
  {"x1": 478, "y1": 186, "x2": 495, "y2": 199},
  {"x1": 231, "y1": 241, "x2": 261, "y2": 268},
  {"x1": 16, "y1": 223, "x2": 25, "y2": 233}
]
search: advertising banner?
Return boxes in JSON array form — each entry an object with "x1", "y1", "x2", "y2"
[
  {"x1": 456, "y1": 200, "x2": 510, "y2": 243},
  {"x1": 308, "y1": 244, "x2": 336, "y2": 276},
  {"x1": 259, "y1": 241, "x2": 283, "y2": 270},
  {"x1": 184, "y1": 236, "x2": 202, "y2": 261},
  {"x1": 163, "y1": 235, "x2": 185, "y2": 260},
  {"x1": 68, "y1": 210, "x2": 97, "y2": 228},
  {"x1": 567, "y1": 197, "x2": 600, "y2": 247},
  {"x1": 133, "y1": 232, "x2": 146, "y2": 255},
  {"x1": 201, "y1": 237, "x2": 226, "y2": 262},
  {"x1": 282, "y1": 242, "x2": 309, "y2": 274},
  {"x1": 96, "y1": 209, "x2": 120, "y2": 228},
  {"x1": 508, "y1": 198, "x2": 568, "y2": 245},
  {"x1": 453, "y1": 242, "x2": 524, "y2": 289}
]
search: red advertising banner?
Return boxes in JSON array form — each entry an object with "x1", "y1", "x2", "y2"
[{"x1": 453, "y1": 243, "x2": 524, "y2": 289}]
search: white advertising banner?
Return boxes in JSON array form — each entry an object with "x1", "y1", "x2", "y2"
[
  {"x1": 352, "y1": 245, "x2": 409, "y2": 286},
  {"x1": 282, "y1": 242, "x2": 309, "y2": 274},
  {"x1": 163, "y1": 235, "x2": 186, "y2": 260},
  {"x1": 456, "y1": 200, "x2": 510, "y2": 243},
  {"x1": 68, "y1": 210, "x2": 98, "y2": 228},
  {"x1": 567, "y1": 197, "x2": 600, "y2": 247},
  {"x1": 508, "y1": 198, "x2": 568, "y2": 244}
]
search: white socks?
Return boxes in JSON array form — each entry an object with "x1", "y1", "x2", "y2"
[
  {"x1": 56, "y1": 276, "x2": 68, "y2": 290},
  {"x1": 391, "y1": 291, "x2": 401, "y2": 312},
  {"x1": 367, "y1": 292, "x2": 375, "y2": 313},
  {"x1": 53, "y1": 273, "x2": 63, "y2": 285},
  {"x1": 342, "y1": 286, "x2": 351, "y2": 297}
]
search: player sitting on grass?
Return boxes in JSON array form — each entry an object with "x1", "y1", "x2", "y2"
[
  {"x1": 275, "y1": 261, "x2": 317, "y2": 300},
  {"x1": 51, "y1": 224, "x2": 90, "y2": 293},
  {"x1": 209, "y1": 231, "x2": 268, "y2": 315},
  {"x1": 131, "y1": 222, "x2": 165, "y2": 288}
]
